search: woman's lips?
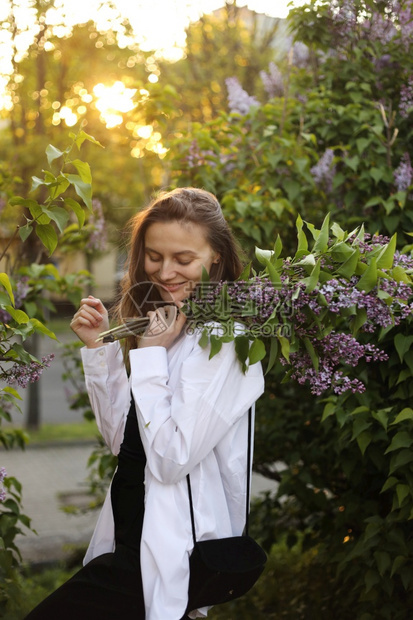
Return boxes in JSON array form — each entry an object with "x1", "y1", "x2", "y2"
[{"x1": 159, "y1": 282, "x2": 186, "y2": 292}]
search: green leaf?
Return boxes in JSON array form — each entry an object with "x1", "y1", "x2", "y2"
[
  {"x1": 70, "y1": 159, "x2": 92, "y2": 184},
  {"x1": 255, "y1": 247, "x2": 274, "y2": 265},
  {"x1": 0, "y1": 273, "x2": 15, "y2": 306},
  {"x1": 331, "y1": 222, "x2": 345, "y2": 241},
  {"x1": 296, "y1": 214, "x2": 308, "y2": 253},
  {"x1": 278, "y1": 332, "x2": 290, "y2": 362},
  {"x1": 351, "y1": 308, "x2": 367, "y2": 335},
  {"x1": 30, "y1": 176, "x2": 45, "y2": 192},
  {"x1": 198, "y1": 329, "x2": 209, "y2": 349},
  {"x1": 356, "y1": 430, "x2": 372, "y2": 455},
  {"x1": 62, "y1": 173, "x2": 92, "y2": 210},
  {"x1": 376, "y1": 234, "x2": 397, "y2": 270},
  {"x1": 29, "y1": 318, "x2": 57, "y2": 340},
  {"x1": 209, "y1": 334, "x2": 223, "y2": 359},
  {"x1": 303, "y1": 336, "x2": 319, "y2": 370},
  {"x1": 370, "y1": 167, "x2": 383, "y2": 184},
  {"x1": 374, "y1": 551, "x2": 391, "y2": 577},
  {"x1": 391, "y1": 265, "x2": 410, "y2": 283},
  {"x1": 248, "y1": 338, "x2": 266, "y2": 365},
  {"x1": 71, "y1": 130, "x2": 104, "y2": 150},
  {"x1": 36, "y1": 224, "x2": 58, "y2": 255},
  {"x1": 235, "y1": 335, "x2": 250, "y2": 372},
  {"x1": 9, "y1": 196, "x2": 39, "y2": 208},
  {"x1": 237, "y1": 262, "x2": 251, "y2": 281},
  {"x1": 19, "y1": 224, "x2": 33, "y2": 242},
  {"x1": 381, "y1": 476, "x2": 398, "y2": 493},
  {"x1": 5, "y1": 306, "x2": 29, "y2": 324},
  {"x1": 356, "y1": 257, "x2": 377, "y2": 293},
  {"x1": 385, "y1": 431, "x2": 413, "y2": 454},
  {"x1": 394, "y1": 333, "x2": 413, "y2": 363},
  {"x1": 273, "y1": 234, "x2": 282, "y2": 259},
  {"x1": 304, "y1": 258, "x2": 321, "y2": 293},
  {"x1": 390, "y1": 556, "x2": 406, "y2": 578},
  {"x1": 392, "y1": 408, "x2": 413, "y2": 425},
  {"x1": 337, "y1": 247, "x2": 360, "y2": 279},
  {"x1": 64, "y1": 197, "x2": 85, "y2": 228},
  {"x1": 46, "y1": 144, "x2": 64, "y2": 166},
  {"x1": 389, "y1": 449, "x2": 413, "y2": 474},
  {"x1": 265, "y1": 337, "x2": 279, "y2": 375},
  {"x1": 396, "y1": 484, "x2": 410, "y2": 506},
  {"x1": 43, "y1": 206, "x2": 70, "y2": 233},
  {"x1": 266, "y1": 261, "x2": 281, "y2": 287},
  {"x1": 2, "y1": 386, "x2": 22, "y2": 400},
  {"x1": 313, "y1": 213, "x2": 330, "y2": 253}
]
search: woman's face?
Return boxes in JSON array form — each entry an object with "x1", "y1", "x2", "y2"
[{"x1": 144, "y1": 220, "x2": 219, "y2": 303}]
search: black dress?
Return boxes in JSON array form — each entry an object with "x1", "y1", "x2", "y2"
[{"x1": 25, "y1": 400, "x2": 147, "y2": 619}]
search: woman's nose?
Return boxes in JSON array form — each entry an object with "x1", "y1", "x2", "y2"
[{"x1": 158, "y1": 262, "x2": 176, "y2": 281}]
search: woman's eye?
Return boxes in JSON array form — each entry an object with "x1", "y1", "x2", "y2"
[{"x1": 178, "y1": 260, "x2": 191, "y2": 266}]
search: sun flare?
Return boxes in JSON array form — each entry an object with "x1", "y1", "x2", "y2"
[{"x1": 93, "y1": 81, "x2": 137, "y2": 128}]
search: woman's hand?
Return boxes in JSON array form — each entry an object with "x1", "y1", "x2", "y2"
[
  {"x1": 138, "y1": 304, "x2": 187, "y2": 350},
  {"x1": 70, "y1": 296, "x2": 110, "y2": 348}
]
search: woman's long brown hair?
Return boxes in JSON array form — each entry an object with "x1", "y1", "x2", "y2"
[{"x1": 112, "y1": 187, "x2": 244, "y2": 359}]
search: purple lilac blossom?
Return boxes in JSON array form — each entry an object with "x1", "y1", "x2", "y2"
[
  {"x1": 225, "y1": 77, "x2": 259, "y2": 115},
  {"x1": 87, "y1": 199, "x2": 108, "y2": 253},
  {"x1": 5, "y1": 354, "x2": 55, "y2": 389},
  {"x1": 399, "y1": 76, "x2": 413, "y2": 118},
  {"x1": 394, "y1": 152, "x2": 413, "y2": 192},
  {"x1": 185, "y1": 140, "x2": 217, "y2": 169},
  {"x1": 259, "y1": 63, "x2": 284, "y2": 98},
  {"x1": 310, "y1": 149, "x2": 336, "y2": 193},
  {"x1": 362, "y1": 12, "x2": 397, "y2": 42},
  {"x1": 329, "y1": 0, "x2": 357, "y2": 39},
  {"x1": 398, "y1": 0, "x2": 413, "y2": 47},
  {"x1": 292, "y1": 42, "x2": 310, "y2": 68},
  {"x1": 0, "y1": 467, "x2": 6, "y2": 503}
]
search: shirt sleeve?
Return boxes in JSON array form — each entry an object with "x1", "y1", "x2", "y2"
[
  {"x1": 81, "y1": 341, "x2": 130, "y2": 455},
  {"x1": 129, "y1": 339, "x2": 264, "y2": 485}
]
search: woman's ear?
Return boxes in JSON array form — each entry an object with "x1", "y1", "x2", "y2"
[{"x1": 213, "y1": 255, "x2": 220, "y2": 264}]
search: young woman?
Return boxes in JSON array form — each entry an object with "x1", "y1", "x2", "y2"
[{"x1": 25, "y1": 187, "x2": 264, "y2": 620}]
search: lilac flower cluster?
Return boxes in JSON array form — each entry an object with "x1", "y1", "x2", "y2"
[
  {"x1": 328, "y1": 0, "x2": 357, "y2": 39},
  {"x1": 292, "y1": 42, "x2": 310, "y2": 68},
  {"x1": 225, "y1": 77, "x2": 259, "y2": 115},
  {"x1": 310, "y1": 149, "x2": 336, "y2": 193},
  {"x1": 398, "y1": 0, "x2": 413, "y2": 48},
  {"x1": 317, "y1": 277, "x2": 412, "y2": 332},
  {"x1": 0, "y1": 466, "x2": 6, "y2": 503},
  {"x1": 281, "y1": 332, "x2": 388, "y2": 396},
  {"x1": 362, "y1": 12, "x2": 397, "y2": 43},
  {"x1": 399, "y1": 76, "x2": 413, "y2": 118},
  {"x1": 87, "y1": 199, "x2": 107, "y2": 253},
  {"x1": 187, "y1": 232, "x2": 413, "y2": 394},
  {"x1": 394, "y1": 152, "x2": 413, "y2": 192},
  {"x1": 185, "y1": 140, "x2": 217, "y2": 169},
  {"x1": 4, "y1": 354, "x2": 55, "y2": 389},
  {"x1": 260, "y1": 63, "x2": 284, "y2": 98}
]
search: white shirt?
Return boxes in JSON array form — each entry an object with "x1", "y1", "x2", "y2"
[{"x1": 81, "y1": 329, "x2": 264, "y2": 620}]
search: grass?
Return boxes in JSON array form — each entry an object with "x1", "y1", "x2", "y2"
[{"x1": 10, "y1": 420, "x2": 99, "y2": 444}]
